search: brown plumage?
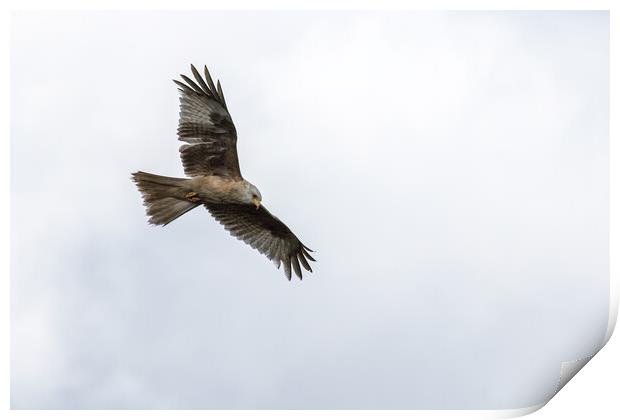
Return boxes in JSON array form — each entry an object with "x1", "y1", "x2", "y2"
[{"x1": 132, "y1": 64, "x2": 314, "y2": 280}]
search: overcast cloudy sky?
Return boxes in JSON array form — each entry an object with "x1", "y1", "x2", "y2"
[{"x1": 11, "y1": 11, "x2": 609, "y2": 409}]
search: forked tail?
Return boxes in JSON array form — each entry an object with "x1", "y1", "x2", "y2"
[{"x1": 131, "y1": 171, "x2": 200, "y2": 226}]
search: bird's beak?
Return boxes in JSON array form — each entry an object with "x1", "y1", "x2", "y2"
[{"x1": 252, "y1": 197, "x2": 261, "y2": 209}]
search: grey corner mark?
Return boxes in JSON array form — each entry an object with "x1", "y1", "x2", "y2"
[{"x1": 555, "y1": 355, "x2": 595, "y2": 395}]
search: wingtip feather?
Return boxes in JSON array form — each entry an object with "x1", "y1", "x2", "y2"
[
  {"x1": 283, "y1": 257, "x2": 292, "y2": 281},
  {"x1": 216, "y1": 79, "x2": 227, "y2": 107},
  {"x1": 298, "y1": 252, "x2": 312, "y2": 272},
  {"x1": 291, "y1": 256, "x2": 302, "y2": 280},
  {"x1": 301, "y1": 247, "x2": 316, "y2": 262},
  {"x1": 190, "y1": 64, "x2": 210, "y2": 95},
  {"x1": 203, "y1": 65, "x2": 218, "y2": 99},
  {"x1": 180, "y1": 74, "x2": 203, "y2": 94}
]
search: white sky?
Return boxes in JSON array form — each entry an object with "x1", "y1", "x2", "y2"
[{"x1": 11, "y1": 11, "x2": 609, "y2": 409}]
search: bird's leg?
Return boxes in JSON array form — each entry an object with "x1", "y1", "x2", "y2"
[{"x1": 185, "y1": 191, "x2": 201, "y2": 202}]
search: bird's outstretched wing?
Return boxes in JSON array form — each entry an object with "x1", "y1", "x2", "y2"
[
  {"x1": 205, "y1": 203, "x2": 315, "y2": 280},
  {"x1": 174, "y1": 65, "x2": 241, "y2": 179}
]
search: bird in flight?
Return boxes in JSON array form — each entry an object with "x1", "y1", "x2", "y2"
[{"x1": 132, "y1": 64, "x2": 314, "y2": 280}]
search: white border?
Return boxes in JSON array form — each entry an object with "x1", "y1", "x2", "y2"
[
  {"x1": 1, "y1": 0, "x2": 616, "y2": 11},
  {"x1": 2, "y1": 1, "x2": 617, "y2": 419}
]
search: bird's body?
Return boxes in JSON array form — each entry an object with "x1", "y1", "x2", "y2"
[
  {"x1": 132, "y1": 64, "x2": 314, "y2": 280},
  {"x1": 189, "y1": 175, "x2": 254, "y2": 204}
]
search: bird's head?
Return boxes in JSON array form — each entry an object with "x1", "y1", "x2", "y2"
[{"x1": 244, "y1": 182, "x2": 262, "y2": 209}]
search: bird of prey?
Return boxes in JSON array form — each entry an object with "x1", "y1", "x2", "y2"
[{"x1": 132, "y1": 64, "x2": 314, "y2": 280}]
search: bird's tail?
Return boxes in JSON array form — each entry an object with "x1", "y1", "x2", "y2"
[{"x1": 131, "y1": 171, "x2": 200, "y2": 226}]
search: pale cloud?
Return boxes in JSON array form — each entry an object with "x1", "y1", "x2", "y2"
[{"x1": 11, "y1": 11, "x2": 608, "y2": 409}]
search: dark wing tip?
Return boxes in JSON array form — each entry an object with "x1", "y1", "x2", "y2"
[
  {"x1": 291, "y1": 256, "x2": 302, "y2": 280},
  {"x1": 203, "y1": 65, "x2": 219, "y2": 98},
  {"x1": 180, "y1": 74, "x2": 203, "y2": 94},
  {"x1": 175, "y1": 64, "x2": 227, "y2": 108},
  {"x1": 190, "y1": 64, "x2": 211, "y2": 95},
  {"x1": 283, "y1": 257, "x2": 292, "y2": 281},
  {"x1": 173, "y1": 79, "x2": 190, "y2": 91},
  {"x1": 301, "y1": 247, "x2": 316, "y2": 262},
  {"x1": 298, "y1": 252, "x2": 312, "y2": 272},
  {"x1": 216, "y1": 79, "x2": 227, "y2": 108}
]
